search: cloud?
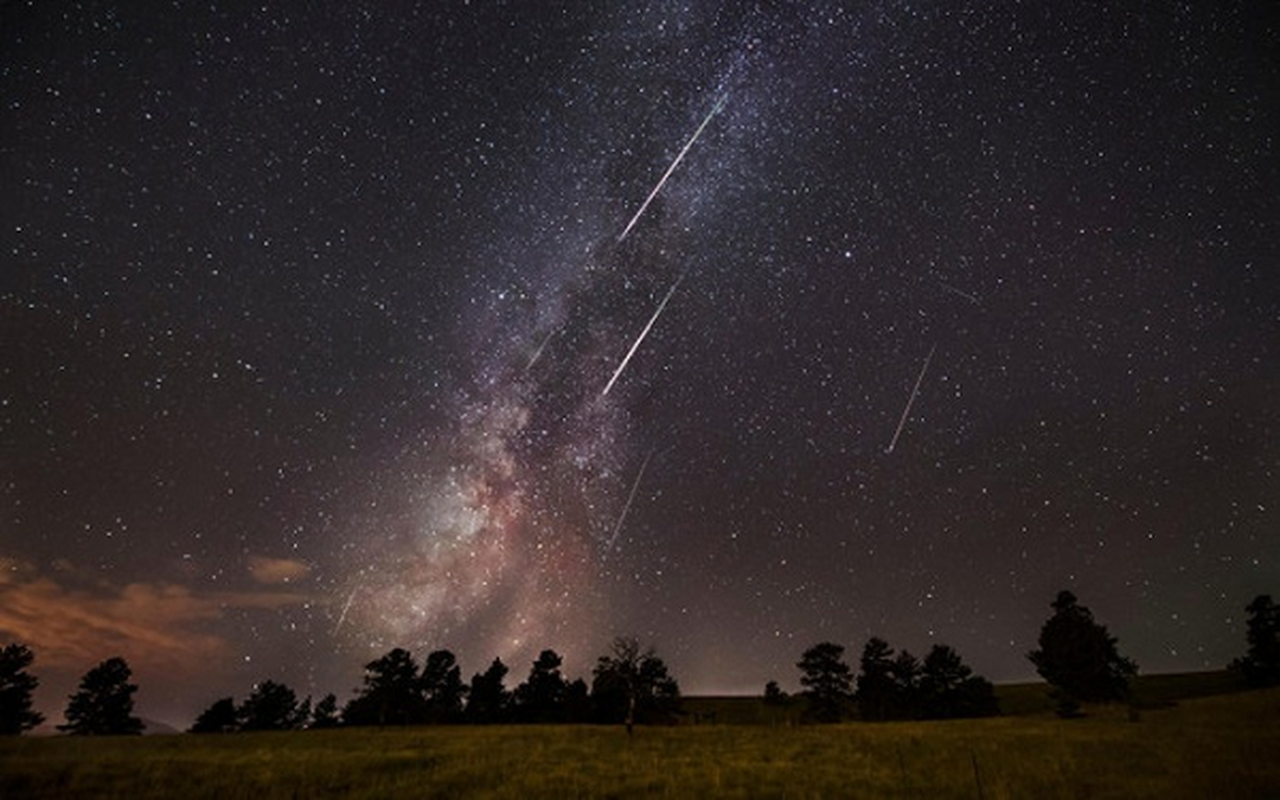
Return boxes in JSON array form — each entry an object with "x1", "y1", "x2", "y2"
[
  {"x1": 247, "y1": 555, "x2": 312, "y2": 585},
  {"x1": 0, "y1": 564, "x2": 311, "y2": 675},
  {"x1": 0, "y1": 556, "x2": 39, "y2": 579}
]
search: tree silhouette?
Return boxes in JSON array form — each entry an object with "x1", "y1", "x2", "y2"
[
  {"x1": 635, "y1": 648, "x2": 680, "y2": 724},
  {"x1": 762, "y1": 679, "x2": 790, "y2": 726},
  {"x1": 919, "y1": 644, "x2": 999, "y2": 719},
  {"x1": 1230, "y1": 594, "x2": 1280, "y2": 687},
  {"x1": 514, "y1": 649, "x2": 568, "y2": 723},
  {"x1": 763, "y1": 680, "x2": 788, "y2": 705},
  {"x1": 466, "y1": 658, "x2": 511, "y2": 724},
  {"x1": 0, "y1": 643, "x2": 44, "y2": 735},
  {"x1": 295, "y1": 695, "x2": 313, "y2": 729},
  {"x1": 239, "y1": 680, "x2": 301, "y2": 731},
  {"x1": 563, "y1": 677, "x2": 590, "y2": 723},
  {"x1": 190, "y1": 697, "x2": 239, "y2": 733},
  {"x1": 797, "y1": 642, "x2": 853, "y2": 723},
  {"x1": 343, "y1": 647, "x2": 425, "y2": 726},
  {"x1": 891, "y1": 650, "x2": 922, "y2": 719},
  {"x1": 421, "y1": 649, "x2": 467, "y2": 723},
  {"x1": 59, "y1": 656, "x2": 144, "y2": 735},
  {"x1": 856, "y1": 637, "x2": 897, "y2": 721},
  {"x1": 1028, "y1": 590, "x2": 1137, "y2": 716},
  {"x1": 849, "y1": 638, "x2": 1000, "y2": 721},
  {"x1": 591, "y1": 637, "x2": 680, "y2": 731},
  {"x1": 310, "y1": 693, "x2": 340, "y2": 729}
]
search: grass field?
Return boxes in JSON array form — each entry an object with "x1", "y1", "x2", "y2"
[{"x1": 2, "y1": 685, "x2": 1276, "y2": 799}]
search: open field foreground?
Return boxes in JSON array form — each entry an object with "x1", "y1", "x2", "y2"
[{"x1": 2, "y1": 689, "x2": 1278, "y2": 799}]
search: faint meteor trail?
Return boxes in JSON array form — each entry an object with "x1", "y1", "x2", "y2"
[
  {"x1": 606, "y1": 450, "x2": 655, "y2": 553},
  {"x1": 617, "y1": 93, "x2": 728, "y2": 244},
  {"x1": 939, "y1": 281, "x2": 980, "y2": 303},
  {"x1": 332, "y1": 586, "x2": 359, "y2": 635},
  {"x1": 601, "y1": 272, "x2": 685, "y2": 397},
  {"x1": 886, "y1": 343, "x2": 937, "y2": 454},
  {"x1": 525, "y1": 329, "x2": 555, "y2": 372}
]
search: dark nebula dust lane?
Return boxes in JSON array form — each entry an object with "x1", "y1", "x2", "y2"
[{"x1": 1, "y1": 2, "x2": 1276, "y2": 723}]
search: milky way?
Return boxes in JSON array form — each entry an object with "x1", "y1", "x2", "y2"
[
  {"x1": 2, "y1": 2, "x2": 1277, "y2": 724},
  {"x1": 334, "y1": 6, "x2": 848, "y2": 673}
]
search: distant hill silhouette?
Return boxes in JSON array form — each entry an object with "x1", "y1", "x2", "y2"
[
  {"x1": 29, "y1": 716, "x2": 180, "y2": 736},
  {"x1": 139, "y1": 717, "x2": 181, "y2": 735}
]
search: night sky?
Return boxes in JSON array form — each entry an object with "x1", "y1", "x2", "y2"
[{"x1": 2, "y1": 2, "x2": 1277, "y2": 727}]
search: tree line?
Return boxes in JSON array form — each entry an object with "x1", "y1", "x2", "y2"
[
  {"x1": 786, "y1": 638, "x2": 1001, "y2": 723},
  {"x1": 0, "y1": 652, "x2": 143, "y2": 736},
  {"x1": 779, "y1": 590, "x2": 1165, "y2": 722},
  {"x1": 2, "y1": 592, "x2": 1276, "y2": 735},
  {"x1": 192, "y1": 635, "x2": 679, "y2": 734},
  {"x1": 187, "y1": 637, "x2": 680, "y2": 734}
]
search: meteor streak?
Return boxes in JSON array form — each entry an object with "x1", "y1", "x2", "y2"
[
  {"x1": 617, "y1": 93, "x2": 728, "y2": 244},
  {"x1": 939, "y1": 282, "x2": 980, "y2": 303},
  {"x1": 525, "y1": 329, "x2": 555, "y2": 372},
  {"x1": 332, "y1": 586, "x2": 359, "y2": 635},
  {"x1": 602, "y1": 272, "x2": 685, "y2": 397},
  {"x1": 886, "y1": 343, "x2": 937, "y2": 454},
  {"x1": 606, "y1": 450, "x2": 655, "y2": 553}
]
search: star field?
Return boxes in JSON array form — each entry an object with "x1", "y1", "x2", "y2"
[{"x1": 2, "y1": 2, "x2": 1277, "y2": 726}]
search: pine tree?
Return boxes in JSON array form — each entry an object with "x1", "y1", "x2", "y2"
[
  {"x1": 563, "y1": 677, "x2": 591, "y2": 723},
  {"x1": 342, "y1": 648, "x2": 425, "y2": 726},
  {"x1": 763, "y1": 680, "x2": 788, "y2": 705},
  {"x1": 420, "y1": 649, "x2": 467, "y2": 723},
  {"x1": 190, "y1": 697, "x2": 238, "y2": 733},
  {"x1": 294, "y1": 695, "x2": 312, "y2": 729},
  {"x1": 0, "y1": 643, "x2": 44, "y2": 735},
  {"x1": 310, "y1": 693, "x2": 341, "y2": 729},
  {"x1": 856, "y1": 637, "x2": 897, "y2": 721},
  {"x1": 890, "y1": 650, "x2": 922, "y2": 719},
  {"x1": 239, "y1": 680, "x2": 300, "y2": 731},
  {"x1": 1028, "y1": 590, "x2": 1136, "y2": 716},
  {"x1": 466, "y1": 658, "x2": 511, "y2": 724},
  {"x1": 514, "y1": 650, "x2": 568, "y2": 722},
  {"x1": 59, "y1": 657, "x2": 144, "y2": 735},
  {"x1": 1231, "y1": 594, "x2": 1280, "y2": 687},
  {"x1": 796, "y1": 642, "x2": 853, "y2": 723},
  {"x1": 919, "y1": 644, "x2": 999, "y2": 719}
]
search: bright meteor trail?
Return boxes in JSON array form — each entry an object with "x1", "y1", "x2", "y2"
[
  {"x1": 617, "y1": 93, "x2": 728, "y2": 244},
  {"x1": 886, "y1": 343, "x2": 937, "y2": 454},
  {"x1": 601, "y1": 272, "x2": 685, "y2": 397}
]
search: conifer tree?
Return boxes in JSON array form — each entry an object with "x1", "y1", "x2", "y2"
[
  {"x1": 60, "y1": 657, "x2": 144, "y2": 735},
  {"x1": 1028, "y1": 591, "x2": 1136, "y2": 716},
  {"x1": 0, "y1": 643, "x2": 44, "y2": 735}
]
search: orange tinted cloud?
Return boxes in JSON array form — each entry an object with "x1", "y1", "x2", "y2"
[
  {"x1": 247, "y1": 555, "x2": 312, "y2": 584},
  {"x1": 0, "y1": 563, "x2": 310, "y2": 675}
]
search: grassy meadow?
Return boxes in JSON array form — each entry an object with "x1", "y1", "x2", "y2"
[{"x1": 2, "y1": 684, "x2": 1277, "y2": 799}]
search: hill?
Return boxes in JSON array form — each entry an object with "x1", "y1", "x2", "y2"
[{"x1": 681, "y1": 669, "x2": 1249, "y2": 723}]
